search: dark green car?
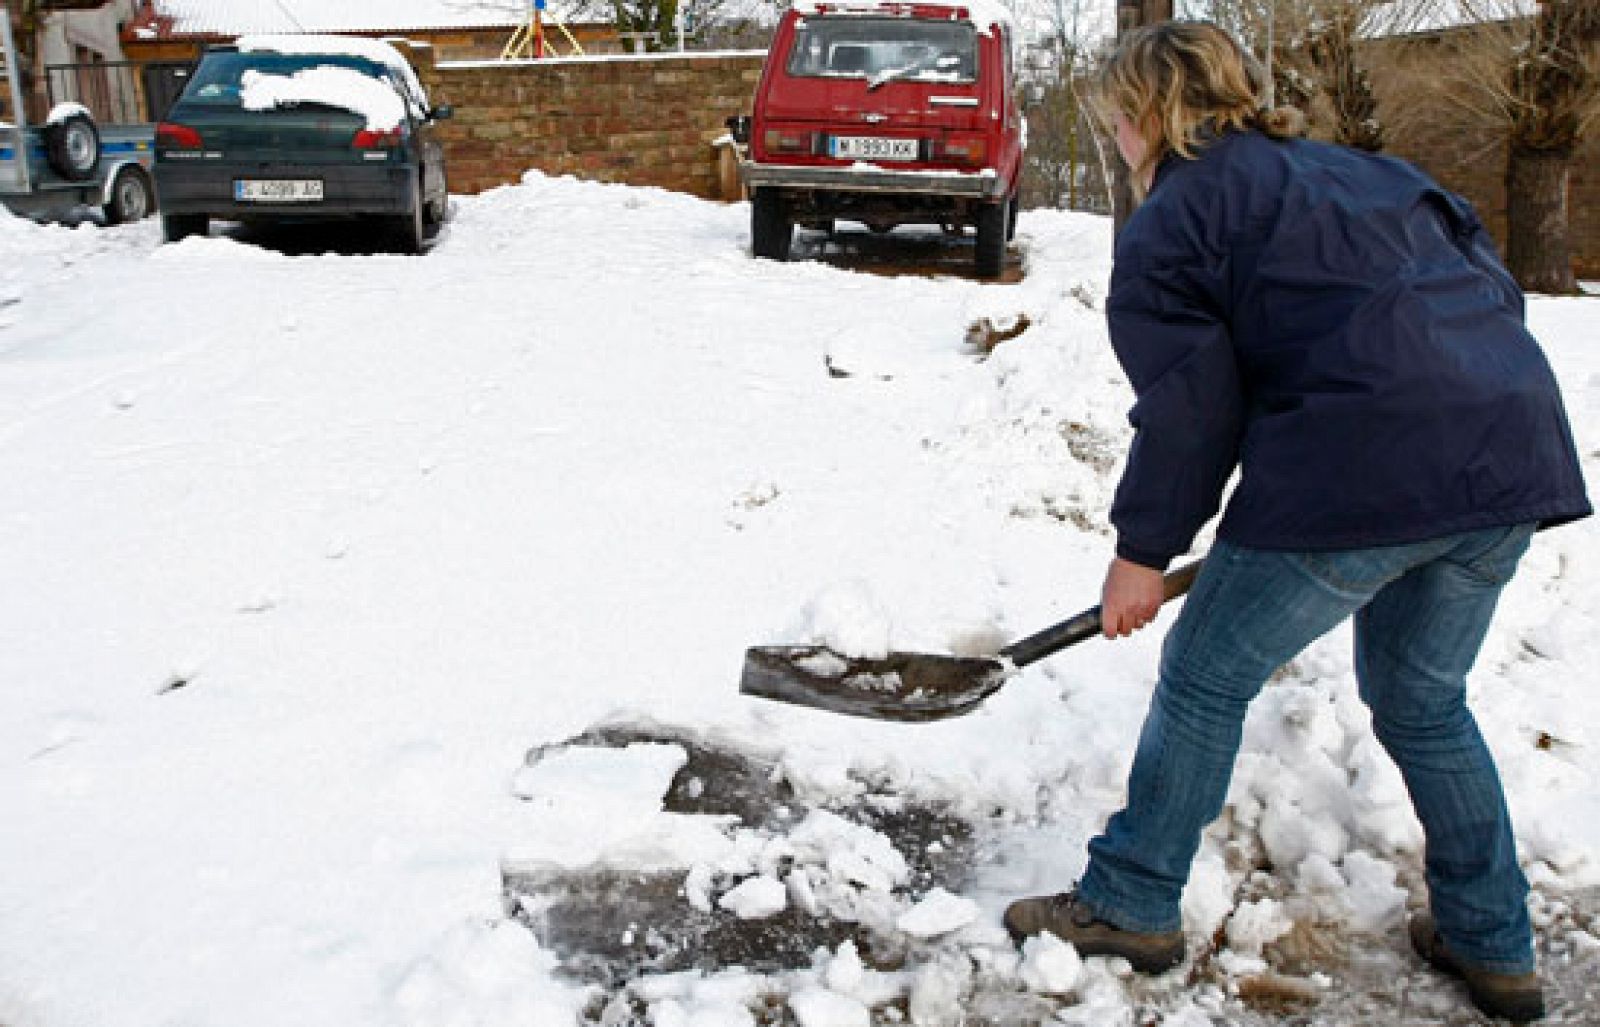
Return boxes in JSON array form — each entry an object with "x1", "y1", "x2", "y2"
[{"x1": 154, "y1": 36, "x2": 452, "y2": 253}]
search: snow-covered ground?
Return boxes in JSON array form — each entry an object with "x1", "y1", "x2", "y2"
[{"x1": 0, "y1": 176, "x2": 1596, "y2": 1026}]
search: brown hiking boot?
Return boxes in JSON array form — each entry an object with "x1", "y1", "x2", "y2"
[
  {"x1": 1003, "y1": 890, "x2": 1185, "y2": 973},
  {"x1": 1409, "y1": 913, "x2": 1545, "y2": 1022}
]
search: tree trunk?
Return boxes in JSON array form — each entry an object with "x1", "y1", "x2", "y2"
[
  {"x1": 1112, "y1": 0, "x2": 1173, "y2": 233},
  {"x1": 1504, "y1": 144, "x2": 1578, "y2": 295}
]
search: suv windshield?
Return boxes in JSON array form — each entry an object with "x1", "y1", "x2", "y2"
[{"x1": 786, "y1": 17, "x2": 978, "y2": 85}]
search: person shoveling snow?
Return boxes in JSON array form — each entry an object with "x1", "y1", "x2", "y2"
[{"x1": 1002, "y1": 21, "x2": 1590, "y2": 1026}]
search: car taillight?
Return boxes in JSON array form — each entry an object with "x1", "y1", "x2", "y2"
[
  {"x1": 763, "y1": 129, "x2": 815, "y2": 156},
  {"x1": 353, "y1": 126, "x2": 404, "y2": 149},
  {"x1": 156, "y1": 122, "x2": 202, "y2": 149},
  {"x1": 931, "y1": 136, "x2": 988, "y2": 167}
]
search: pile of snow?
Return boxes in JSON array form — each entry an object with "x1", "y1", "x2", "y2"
[{"x1": 0, "y1": 173, "x2": 1595, "y2": 1026}]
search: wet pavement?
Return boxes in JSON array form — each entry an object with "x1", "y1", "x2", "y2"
[
  {"x1": 502, "y1": 724, "x2": 1599, "y2": 1024},
  {"x1": 789, "y1": 226, "x2": 1026, "y2": 283},
  {"x1": 503, "y1": 723, "x2": 975, "y2": 993}
]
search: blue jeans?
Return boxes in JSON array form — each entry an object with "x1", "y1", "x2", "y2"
[{"x1": 1077, "y1": 525, "x2": 1538, "y2": 974}]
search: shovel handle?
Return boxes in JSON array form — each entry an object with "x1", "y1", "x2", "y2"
[{"x1": 998, "y1": 559, "x2": 1203, "y2": 669}]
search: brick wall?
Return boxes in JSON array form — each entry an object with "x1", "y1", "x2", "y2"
[{"x1": 404, "y1": 45, "x2": 765, "y2": 200}]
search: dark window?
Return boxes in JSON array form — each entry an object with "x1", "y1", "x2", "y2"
[{"x1": 786, "y1": 17, "x2": 978, "y2": 84}]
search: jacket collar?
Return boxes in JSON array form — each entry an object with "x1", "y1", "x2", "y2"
[{"x1": 1148, "y1": 121, "x2": 1236, "y2": 195}]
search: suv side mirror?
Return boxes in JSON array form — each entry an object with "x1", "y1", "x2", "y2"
[
  {"x1": 430, "y1": 104, "x2": 455, "y2": 121},
  {"x1": 726, "y1": 114, "x2": 751, "y2": 145}
]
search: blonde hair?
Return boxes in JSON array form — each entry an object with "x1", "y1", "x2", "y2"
[{"x1": 1097, "y1": 21, "x2": 1305, "y2": 194}]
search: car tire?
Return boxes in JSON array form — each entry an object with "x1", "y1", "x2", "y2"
[
  {"x1": 423, "y1": 169, "x2": 448, "y2": 230},
  {"x1": 974, "y1": 200, "x2": 1007, "y2": 279},
  {"x1": 751, "y1": 188, "x2": 792, "y2": 261},
  {"x1": 388, "y1": 176, "x2": 425, "y2": 254},
  {"x1": 103, "y1": 166, "x2": 155, "y2": 225},
  {"x1": 161, "y1": 213, "x2": 208, "y2": 242},
  {"x1": 43, "y1": 113, "x2": 101, "y2": 182},
  {"x1": 1006, "y1": 193, "x2": 1019, "y2": 242}
]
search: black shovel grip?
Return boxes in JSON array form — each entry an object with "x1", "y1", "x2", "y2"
[{"x1": 998, "y1": 560, "x2": 1203, "y2": 669}]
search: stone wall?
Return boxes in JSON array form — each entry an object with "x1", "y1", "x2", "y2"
[{"x1": 405, "y1": 46, "x2": 765, "y2": 200}]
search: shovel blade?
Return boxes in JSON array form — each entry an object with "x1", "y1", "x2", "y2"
[{"x1": 739, "y1": 645, "x2": 1010, "y2": 723}]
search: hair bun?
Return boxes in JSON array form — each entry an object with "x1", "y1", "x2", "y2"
[{"x1": 1259, "y1": 106, "x2": 1309, "y2": 139}]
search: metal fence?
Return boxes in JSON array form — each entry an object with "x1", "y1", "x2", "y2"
[{"x1": 44, "y1": 59, "x2": 193, "y2": 125}]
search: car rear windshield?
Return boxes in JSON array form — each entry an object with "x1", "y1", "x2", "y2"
[
  {"x1": 179, "y1": 52, "x2": 388, "y2": 108},
  {"x1": 786, "y1": 17, "x2": 978, "y2": 84}
]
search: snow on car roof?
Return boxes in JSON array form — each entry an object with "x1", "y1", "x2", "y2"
[
  {"x1": 238, "y1": 33, "x2": 414, "y2": 73},
  {"x1": 791, "y1": 0, "x2": 1015, "y2": 34}
]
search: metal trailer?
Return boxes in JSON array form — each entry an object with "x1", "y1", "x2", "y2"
[{"x1": 0, "y1": 2, "x2": 156, "y2": 223}]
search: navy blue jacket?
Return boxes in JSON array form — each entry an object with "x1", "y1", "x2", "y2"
[{"x1": 1108, "y1": 129, "x2": 1590, "y2": 570}]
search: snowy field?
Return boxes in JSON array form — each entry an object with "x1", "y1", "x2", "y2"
[{"x1": 0, "y1": 176, "x2": 1596, "y2": 1026}]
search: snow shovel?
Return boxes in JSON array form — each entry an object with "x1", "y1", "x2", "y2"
[{"x1": 740, "y1": 560, "x2": 1202, "y2": 722}]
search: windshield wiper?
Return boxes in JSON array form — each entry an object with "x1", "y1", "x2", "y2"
[{"x1": 867, "y1": 54, "x2": 960, "y2": 91}]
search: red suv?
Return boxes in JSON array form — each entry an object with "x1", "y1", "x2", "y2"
[{"x1": 738, "y1": 0, "x2": 1025, "y2": 278}]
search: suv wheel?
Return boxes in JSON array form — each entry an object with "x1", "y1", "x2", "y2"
[
  {"x1": 751, "y1": 188, "x2": 793, "y2": 261},
  {"x1": 974, "y1": 200, "x2": 1007, "y2": 279}
]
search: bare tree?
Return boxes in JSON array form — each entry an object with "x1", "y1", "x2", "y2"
[
  {"x1": 1499, "y1": 0, "x2": 1599, "y2": 292},
  {"x1": 1020, "y1": 0, "x2": 1116, "y2": 212},
  {"x1": 562, "y1": 0, "x2": 777, "y2": 50},
  {"x1": 1194, "y1": 0, "x2": 1405, "y2": 148},
  {"x1": 1306, "y1": 0, "x2": 1385, "y2": 148}
]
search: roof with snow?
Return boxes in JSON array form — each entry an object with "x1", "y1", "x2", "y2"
[
  {"x1": 130, "y1": 0, "x2": 586, "y2": 38},
  {"x1": 1365, "y1": 0, "x2": 1536, "y2": 37}
]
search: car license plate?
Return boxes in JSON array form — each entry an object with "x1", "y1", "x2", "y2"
[
  {"x1": 234, "y1": 179, "x2": 324, "y2": 203},
  {"x1": 830, "y1": 136, "x2": 918, "y2": 162}
]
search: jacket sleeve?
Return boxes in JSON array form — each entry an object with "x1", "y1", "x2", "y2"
[{"x1": 1106, "y1": 252, "x2": 1245, "y2": 570}]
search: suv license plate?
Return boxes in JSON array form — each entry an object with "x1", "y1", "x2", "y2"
[
  {"x1": 831, "y1": 136, "x2": 918, "y2": 162},
  {"x1": 235, "y1": 179, "x2": 324, "y2": 203}
]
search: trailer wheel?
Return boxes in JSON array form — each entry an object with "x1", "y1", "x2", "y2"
[
  {"x1": 751, "y1": 188, "x2": 793, "y2": 261},
  {"x1": 44, "y1": 113, "x2": 101, "y2": 182},
  {"x1": 974, "y1": 200, "x2": 1007, "y2": 279},
  {"x1": 102, "y1": 166, "x2": 155, "y2": 225}
]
